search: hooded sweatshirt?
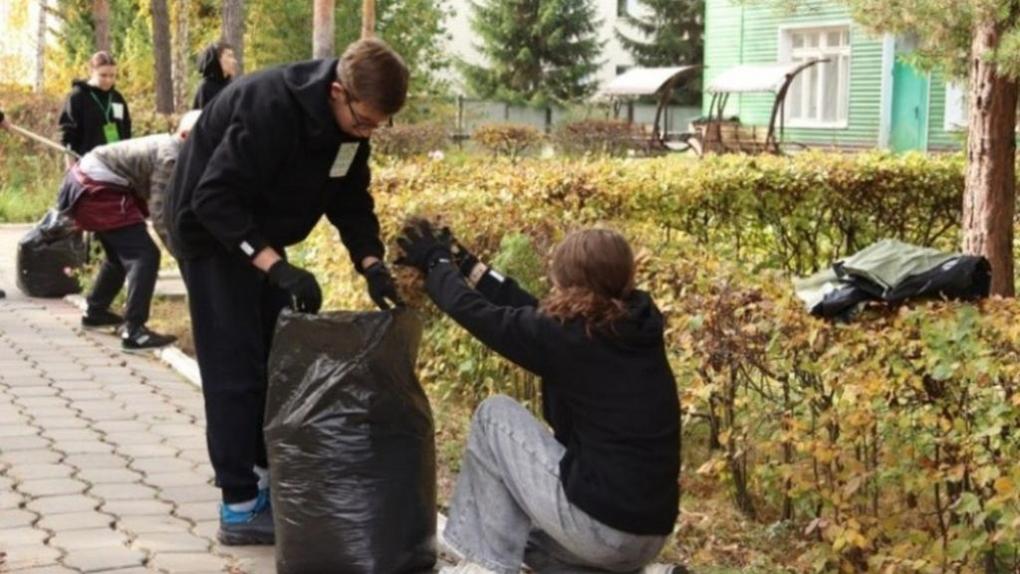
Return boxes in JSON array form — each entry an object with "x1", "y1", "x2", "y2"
[
  {"x1": 192, "y1": 45, "x2": 231, "y2": 110},
  {"x1": 425, "y1": 263, "x2": 682, "y2": 536},
  {"x1": 165, "y1": 59, "x2": 383, "y2": 267},
  {"x1": 87, "y1": 134, "x2": 184, "y2": 244},
  {"x1": 59, "y1": 80, "x2": 131, "y2": 156}
]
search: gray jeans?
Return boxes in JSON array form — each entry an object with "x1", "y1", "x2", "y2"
[{"x1": 444, "y1": 395, "x2": 667, "y2": 574}]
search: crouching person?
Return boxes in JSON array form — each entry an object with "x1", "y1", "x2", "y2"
[
  {"x1": 57, "y1": 111, "x2": 201, "y2": 351},
  {"x1": 395, "y1": 223, "x2": 681, "y2": 574}
]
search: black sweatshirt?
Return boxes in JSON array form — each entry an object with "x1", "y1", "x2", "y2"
[
  {"x1": 165, "y1": 59, "x2": 384, "y2": 268},
  {"x1": 426, "y1": 263, "x2": 681, "y2": 535},
  {"x1": 192, "y1": 45, "x2": 230, "y2": 110},
  {"x1": 59, "y1": 80, "x2": 132, "y2": 156}
]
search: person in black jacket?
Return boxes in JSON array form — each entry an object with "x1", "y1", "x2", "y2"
[
  {"x1": 192, "y1": 42, "x2": 237, "y2": 110},
  {"x1": 396, "y1": 223, "x2": 682, "y2": 574},
  {"x1": 59, "y1": 51, "x2": 131, "y2": 168},
  {"x1": 163, "y1": 38, "x2": 408, "y2": 546}
]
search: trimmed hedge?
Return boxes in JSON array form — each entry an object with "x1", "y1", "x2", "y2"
[{"x1": 363, "y1": 151, "x2": 964, "y2": 274}]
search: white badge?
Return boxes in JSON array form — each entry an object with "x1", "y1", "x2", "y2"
[
  {"x1": 330, "y1": 142, "x2": 360, "y2": 178},
  {"x1": 111, "y1": 102, "x2": 125, "y2": 120}
]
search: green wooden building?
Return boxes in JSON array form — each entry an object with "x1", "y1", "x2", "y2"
[{"x1": 703, "y1": 0, "x2": 967, "y2": 152}]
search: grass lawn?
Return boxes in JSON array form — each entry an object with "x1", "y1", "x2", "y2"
[{"x1": 0, "y1": 145, "x2": 64, "y2": 223}]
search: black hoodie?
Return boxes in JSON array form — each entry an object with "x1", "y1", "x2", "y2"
[
  {"x1": 192, "y1": 45, "x2": 230, "y2": 110},
  {"x1": 59, "y1": 80, "x2": 131, "y2": 156},
  {"x1": 426, "y1": 263, "x2": 682, "y2": 536},
  {"x1": 165, "y1": 59, "x2": 383, "y2": 268}
]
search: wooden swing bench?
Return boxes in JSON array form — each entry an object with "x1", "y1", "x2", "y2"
[{"x1": 691, "y1": 60, "x2": 827, "y2": 156}]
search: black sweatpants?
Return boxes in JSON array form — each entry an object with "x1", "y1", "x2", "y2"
[
  {"x1": 178, "y1": 252, "x2": 289, "y2": 504},
  {"x1": 87, "y1": 223, "x2": 160, "y2": 331}
]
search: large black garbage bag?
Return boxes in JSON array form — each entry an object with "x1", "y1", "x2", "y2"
[
  {"x1": 265, "y1": 308, "x2": 437, "y2": 574},
  {"x1": 16, "y1": 209, "x2": 86, "y2": 298}
]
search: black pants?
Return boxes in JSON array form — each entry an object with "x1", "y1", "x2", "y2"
[
  {"x1": 87, "y1": 223, "x2": 160, "y2": 331},
  {"x1": 178, "y1": 252, "x2": 289, "y2": 503}
]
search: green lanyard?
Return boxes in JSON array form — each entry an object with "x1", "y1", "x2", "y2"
[
  {"x1": 88, "y1": 90, "x2": 113, "y2": 122},
  {"x1": 89, "y1": 89, "x2": 120, "y2": 143}
]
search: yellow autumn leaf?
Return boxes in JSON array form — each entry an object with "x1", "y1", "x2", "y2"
[{"x1": 994, "y1": 477, "x2": 1015, "y2": 497}]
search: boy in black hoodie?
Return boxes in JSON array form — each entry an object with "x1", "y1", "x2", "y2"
[
  {"x1": 396, "y1": 224, "x2": 682, "y2": 574},
  {"x1": 164, "y1": 38, "x2": 407, "y2": 546},
  {"x1": 59, "y1": 51, "x2": 131, "y2": 168},
  {"x1": 192, "y1": 42, "x2": 237, "y2": 110}
]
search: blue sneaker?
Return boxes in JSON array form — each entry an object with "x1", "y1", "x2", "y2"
[
  {"x1": 256, "y1": 487, "x2": 270, "y2": 511},
  {"x1": 217, "y1": 490, "x2": 274, "y2": 546}
]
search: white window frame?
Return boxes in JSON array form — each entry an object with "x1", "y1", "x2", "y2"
[
  {"x1": 778, "y1": 23, "x2": 853, "y2": 129},
  {"x1": 944, "y1": 82, "x2": 967, "y2": 132},
  {"x1": 944, "y1": 82, "x2": 1020, "y2": 133}
]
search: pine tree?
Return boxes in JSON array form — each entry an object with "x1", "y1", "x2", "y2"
[
  {"x1": 615, "y1": 0, "x2": 703, "y2": 68},
  {"x1": 463, "y1": 0, "x2": 603, "y2": 105}
]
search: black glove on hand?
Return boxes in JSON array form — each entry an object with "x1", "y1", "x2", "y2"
[
  {"x1": 267, "y1": 260, "x2": 323, "y2": 314},
  {"x1": 437, "y1": 226, "x2": 479, "y2": 276},
  {"x1": 396, "y1": 221, "x2": 453, "y2": 274},
  {"x1": 364, "y1": 261, "x2": 403, "y2": 310}
]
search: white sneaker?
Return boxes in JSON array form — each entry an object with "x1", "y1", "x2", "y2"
[
  {"x1": 436, "y1": 513, "x2": 464, "y2": 562},
  {"x1": 642, "y1": 564, "x2": 683, "y2": 574},
  {"x1": 439, "y1": 562, "x2": 498, "y2": 574}
]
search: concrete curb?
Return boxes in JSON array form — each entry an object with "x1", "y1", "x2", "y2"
[{"x1": 64, "y1": 294, "x2": 202, "y2": 389}]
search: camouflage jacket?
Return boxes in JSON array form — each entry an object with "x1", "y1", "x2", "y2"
[{"x1": 89, "y1": 133, "x2": 182, "y2": 244}]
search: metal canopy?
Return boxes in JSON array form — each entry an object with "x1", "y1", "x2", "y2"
[
  {"x1": 707, "y1": 61, "x2": 821, "y2": 94},
  {"x1": 600, "y1": 65, "x2": 700, "y2": 97}
]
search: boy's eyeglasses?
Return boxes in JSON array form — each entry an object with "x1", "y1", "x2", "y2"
[{"x1": 345, "y1": 91, "x2": 382, "y2": 132}]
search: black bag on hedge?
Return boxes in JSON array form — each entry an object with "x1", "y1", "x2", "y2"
[
  {"x1": 265, "y1": 308, "x2": 437, "y2": 574},
  {"x1": 796, "y1": 240, "x2": 992, "y2": 320},
  {"x1": 16, "y1": 209, "x2": 86, "y2": 298}
]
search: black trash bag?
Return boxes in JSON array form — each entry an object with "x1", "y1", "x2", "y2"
[
  {"x1": 265, "y1": 308, "x2": 437, "y2": 574},
  {"x1": 883, "y1": 255, "x2": 991, "y2": 304},
  {"x1": 16, "y1": 209, "x2": 86, "y2": 298}
]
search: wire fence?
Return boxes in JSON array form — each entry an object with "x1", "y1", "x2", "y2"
[{"x1": 405, "y1": 96, "x2": 702, "y2": 140}]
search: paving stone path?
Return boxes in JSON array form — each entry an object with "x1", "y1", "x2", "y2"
[{"x1": 0, "y1": 225, "x2": 274, "y2": 573}]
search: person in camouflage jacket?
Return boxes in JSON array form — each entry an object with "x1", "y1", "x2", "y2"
[{"x1": 60, "y1": 111, "x2": 200, "y2": 351}]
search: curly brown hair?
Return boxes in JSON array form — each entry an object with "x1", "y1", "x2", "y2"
[{"x1": 540, "y1": 228, "x2": 636, "y2": 336}]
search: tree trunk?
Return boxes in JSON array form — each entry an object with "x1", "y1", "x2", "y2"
[
  {"x1": 151, "y1": 0, "x2": 173, "y2": 114},
  {"x1": 361, "y1": 0, "x2": 375, "y2": 39},
  {"x1": 963, "y1": 20, "x2": 1018, "y2": 297},
  {"x1": 172, "y1": 0, "x2": 189, "y2": 112},
  {"x1": 93, "y1": 0, "x2": 110, "y2": 52},
  {"x1": 313, "y1": 0, "x2": 335, "y2": 59},
  {"x1": 222, "y1": 0, "x2": 245, "y2": 74},
  {"x1": 34, "y1": 0, "x2": 47, "y2": 93}
]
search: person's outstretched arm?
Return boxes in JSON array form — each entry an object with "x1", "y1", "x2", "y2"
[
  {"x1": 441, "y1": 229, "x2": 539, "y2": 308},
  {"x1": 427, "y1": 261, "x2": 550, "y2": 376},
  {"x1": 397, "y1": 223, "x2": 550, "y2": 375}
]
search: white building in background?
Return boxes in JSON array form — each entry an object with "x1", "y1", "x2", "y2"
[
  {"x1": 442, "y1": 0, "x2": 646, "y2": 95},
  {"x1": 0, "y1": 0, "x2": 49, "y2": 90}
]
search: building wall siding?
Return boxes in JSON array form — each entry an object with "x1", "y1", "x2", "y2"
[{"x1": 704, "y1": 0, "x2": 884, "y2": 148}]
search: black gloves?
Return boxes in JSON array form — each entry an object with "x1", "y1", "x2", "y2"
[
  {"x1": 437, "y1": 227, "x2": 479, "y2": 276},
  {"x1": 396, "y1": 221, "x2": 453, "y2": 274},
  {"x1": 267, "y1": 260, "x2": 323, "y2": 314},
  {"x1": 269, "y1": 259, "x2": 401, "y2": 313},
  {"x1": 364, "y1": 261, "x2": 403, "y2": 310}
]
